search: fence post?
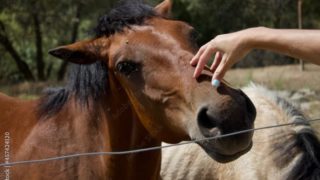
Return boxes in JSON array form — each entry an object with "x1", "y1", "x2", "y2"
[{"x1": 298, "y1": 0, "x2": 304, "y2": 71}]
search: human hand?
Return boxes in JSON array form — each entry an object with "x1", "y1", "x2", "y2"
[{"x1": 190, "y1": 29, "x2": 254, "y2": 87}]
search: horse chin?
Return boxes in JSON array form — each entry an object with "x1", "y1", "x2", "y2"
[{"x1": 197, "y1": 141, "x2": 253, "y2": 163}]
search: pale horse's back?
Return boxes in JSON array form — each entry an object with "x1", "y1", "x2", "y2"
[{"x1": 161, "y1": 84, "x2": 319, "y2": 180}]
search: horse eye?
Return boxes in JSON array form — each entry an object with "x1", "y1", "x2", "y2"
[{"x1": 116, "y1": 61, "x2": 139, "y2": 76}]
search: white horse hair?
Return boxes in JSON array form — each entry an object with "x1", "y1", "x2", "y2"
[{"x1": 161, "y1": 84, "x2": 320, "y2": 180}]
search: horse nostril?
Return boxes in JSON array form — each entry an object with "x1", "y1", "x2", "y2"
[{"x1": 197, "y1": 107, "x2": 221, "y2": 137}]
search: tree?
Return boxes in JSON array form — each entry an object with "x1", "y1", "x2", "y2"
[
  {"x1": 298, "y1": 0, "x2": 304, "y2": 71},
  {"x1": 1, "y1": 0, "x2": 320, "y2": 82},
  {"x1": 0, "y1": 0, "x2": 117, "y2": 82},
  {"x1": 0, "y1": 20, "x2": 35, "y2": 81}
]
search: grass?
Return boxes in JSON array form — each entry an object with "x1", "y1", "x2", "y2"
[
  {"x1": 244, "y1": 70, "x2": 254, "y2": 85},
  {"x1": 225, "y1": 64, "x2": 320, "y2": 91}
]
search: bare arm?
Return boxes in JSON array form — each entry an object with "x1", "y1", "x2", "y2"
[
  {"x1": 190, "y1": 27, "x2": 320, "y2": 87},
  {"x1": 251, "y1": 27, "x2": 320, "y2": 65}
]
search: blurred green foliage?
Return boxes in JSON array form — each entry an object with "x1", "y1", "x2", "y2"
[
  {"x1": 0, "y1": 0, "x2": 117, "y2": 82},
  {"x1": 169, "y1": 0, "x2": 320, "y2": 68},
  {"x1": 0, "y1": 0, "x2": 320, "y2": 82}
]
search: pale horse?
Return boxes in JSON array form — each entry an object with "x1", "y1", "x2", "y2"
[{"x1": 161, "y1": 84, "x2": 320, "y2": 180}]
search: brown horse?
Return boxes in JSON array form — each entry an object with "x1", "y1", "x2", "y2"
[
  {"x1": 0, "y1": 0, "x2": 256, "y2": 179},
  {"x1": 161, "y1": 85, "x2": 320, "y2": 180}
]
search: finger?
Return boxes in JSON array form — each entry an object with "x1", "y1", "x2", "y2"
[
  {"x1": 212, "y1": 55, "x2": 231, "y2": 82},
  {"x1": 193, "y1": 46, "x2": 217, "y2": 78},
  {"x1": 210, "y1": 52, "x2": 222, "y2": 72},
  {"x1": 190, "y1": 45, "x2": 207, "y2": 66}
]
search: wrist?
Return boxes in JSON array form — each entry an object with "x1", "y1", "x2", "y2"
[{"x1": 243, "y1": 27, "x2": 271, "y2": 49}]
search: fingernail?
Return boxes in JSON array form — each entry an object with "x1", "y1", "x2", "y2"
[{"x1": 211, "y1": 79, "x2": 220, "y2": 88}]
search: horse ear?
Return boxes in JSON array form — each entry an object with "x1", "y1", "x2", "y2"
[
  {"x1": 49, "y1": 39, "x2": 108, "y2": 64},
  {"x1": 154, "y1": 0, "x2": 172, "y2": 18}
]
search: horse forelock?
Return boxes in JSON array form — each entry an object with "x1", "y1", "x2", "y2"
[
  {"x1": 94, "y1": 0, "x2": 156, "y2": 38},
  {"x1": 244, "y1": 83, "x2": 320, "y2": 180}
]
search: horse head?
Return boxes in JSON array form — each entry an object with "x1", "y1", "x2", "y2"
[{"x1": 49, "y1": 0, "x2": 256, "y2": 163}]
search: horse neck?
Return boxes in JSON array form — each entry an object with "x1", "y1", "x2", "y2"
[
  {"x1": 99, "y1": 83, "x2": 162, "y2": 179},
  {"x1": 241, "y1": 86, "x2": 320, "y2": 179}
]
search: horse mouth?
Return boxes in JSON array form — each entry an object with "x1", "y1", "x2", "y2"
[{"x1": 197, "y1": 141, "x2": 253, "y2": 163}]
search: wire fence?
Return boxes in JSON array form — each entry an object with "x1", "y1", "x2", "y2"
[{"x1": 1, "y1": 118, "x2": 320, "y2": 167}]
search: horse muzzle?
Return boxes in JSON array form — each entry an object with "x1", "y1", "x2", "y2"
[{"x1": 195, "y1": 88, "x2": 256, "y2": 163}]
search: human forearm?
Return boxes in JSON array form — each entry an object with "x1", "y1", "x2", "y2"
[
  {"x1": 247, "y1": 27, "x2": 320, "y2": 65},
  {"x1": 191, "y1": 27, "x2": 320, "y2": 84}
]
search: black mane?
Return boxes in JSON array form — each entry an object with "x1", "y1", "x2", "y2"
[
  {"x1": 94, "y1": 0, "x2": 156, "y2": 37},
  {"x1": 39, "y1": 0, "x2": 156, "y2": 117},
  {"x1": 38, "y1": 62, "x2": 108, "y2": 117},
  {"x1": 288, "y1": 130, "x2": 320, "y2": 180},
  {"x1": 273, "y1": 97, "x2": 320, "y2": 180}
]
